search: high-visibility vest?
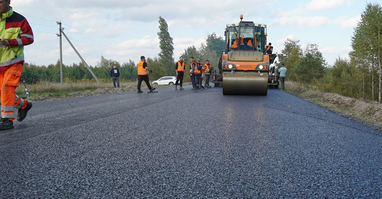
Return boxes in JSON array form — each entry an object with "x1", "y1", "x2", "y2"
[
  {"x1": 0, "y1": 8, "x2": 34, "y2": 72},
  {"x1": 137, "y1": 61, "x2": 148, "y2": 75},
  {"x1": 190, "y1": 61, "x2": 197, "y2": 73},
  {"x1": 231, "y1": 39, "x2": 239, "y2": 49},
  {"x1": 177, "y1": 61, "x2": 185, "y2": 72},
  {"x1": 247, "y1": 40, "x2": 253, "y2": 47},
  {"x1": 254, "y1": 37, "x2": 258, "y2": 48},
  {"x1": 267, "y1": 45, "x2": 272, "y2": 50},
  {"x1": 203, "y1": 63, "x2": 210, "y2": 73},
  {"x1": 240, "y1": 37, "x2": 244, "y2": 45},
  {"x1": 194, "y1": 63, "x2": 201, "y2": 74}
]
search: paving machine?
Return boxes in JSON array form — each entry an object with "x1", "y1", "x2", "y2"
[{"x1": 214, "y1": 15, "x2": 276, "y2": 95}]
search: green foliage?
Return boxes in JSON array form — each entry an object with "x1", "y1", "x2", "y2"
[
  {"x1": 293, "y1": 44, "x2": 327, "y2": 83},
  {"x1": 278, "y1": 38, "x2": 303, "y2": 80},
  {"x1": 158, "y1": 16, "x2": 174, "y2": 76}
]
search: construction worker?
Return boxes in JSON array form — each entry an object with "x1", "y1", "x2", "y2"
[
  {"x1": 195, "y1": 59, "x2": 203, "y2": 89},
  {"x1": 231, "y1": 35, "x2": 239, "y2": 49},
  {"x1": 0, "y1": 0, "x2": 34, "y2": 130},
  {"x1": 175, "y1": 56, "x2": 185, "y2": 90},
  {"x1": 278, "y1": 63, "x2": 287, "y2": 90},
  {"x1": 247, "y1": 40, "x2": 253, "y2": 48},
  {"x1": 189, "y1": 57, "x2": 197, "y2": 90},
  {"x1": 203, "y1": 60, "x2": 212, "y2": 88},
  {"x1": 137, "y1": 56, "x2": 154, "y2": 93},
  {"x1": 267, "y1": 42, "x2": 273, "y2": 54}
]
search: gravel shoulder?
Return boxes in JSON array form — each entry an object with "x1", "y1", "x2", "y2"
[{"x1": 285, "y1": 81, "x2": 382, "y2": 133}]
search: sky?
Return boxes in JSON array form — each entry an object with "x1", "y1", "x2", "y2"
[{"x1": 10, "y1": 0, "x2": 370, "y2": 68}]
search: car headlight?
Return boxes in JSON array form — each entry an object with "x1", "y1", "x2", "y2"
[
  {"x1": 228, "y1": 64, "x2": 233, "y2": 69},
  {"x1": 259, "y1": 65, "x2": 264, "y2": 69}
]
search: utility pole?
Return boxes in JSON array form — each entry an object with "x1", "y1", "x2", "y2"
[
  {"x1": 56, "y1": 21, "x2": 63, "y2": 85},
  {"x1": 61, "y1": 31, "x2": 100, "y2": 83}
]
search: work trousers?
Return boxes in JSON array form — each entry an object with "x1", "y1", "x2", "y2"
[
  {"x1": 280, "y1": 77, "x2": 285, "y2": 90},
  {"x1": 205, "y1": 74, "x2": 210, "y2": 86},
  {"x1": 191, "y1": 74, "x2": 196, "y2": 88},
  {"x1": 0, "y1": 63, "x2": 28, "y2": 120},
  {"x1": 137, "y1": 75, "x2": 152, "y2": 91},
  {"x1": 175, "y1": 72, "x2": 184, "y2": 87},
  {"x1": 112, "y1": 77, "x2": 120, "y2": 88},
  {"x1": 195, "y1": 75, "x2": 201, "y2": 88}
]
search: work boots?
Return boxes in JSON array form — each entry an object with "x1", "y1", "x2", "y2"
[
  {"x1": 17, "y1": 102, "x2": 32, "y2": 122},
  {"x1": 137, "y1": 90, "x2": 143, "y2": 93},
  {"x1": 0, "y1": 118, "x2": 14, "y2": 130},
  {"x1": 180, "y1": 87, "x2": 184, "y2": 90}
]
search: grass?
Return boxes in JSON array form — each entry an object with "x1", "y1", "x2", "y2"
[{"x1": 15, "y1": 80, "x2": 138, "y2": 99}]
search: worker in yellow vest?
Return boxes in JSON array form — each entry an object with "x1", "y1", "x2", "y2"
[
  {"x1": 137, "y1": 56, "x2": 155, "y2": 93},
  {"x1": 0, "y1": 0, "x2": 34, "y2": 130}
]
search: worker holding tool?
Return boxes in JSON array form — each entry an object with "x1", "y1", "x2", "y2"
[
  {"x1": 0, "y1": 0, "x2": 33, "y2": 130},
  {"x1": 175, "y1": 56, "x2": 185, "y2": 90},
  {"x1": 137, "y1": 56, "x2": 155, "y2": 93}
]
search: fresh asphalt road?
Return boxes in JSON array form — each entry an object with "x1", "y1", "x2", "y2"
[{"x1": 1, "y1": 85, "x2": 381, "y2": 198}]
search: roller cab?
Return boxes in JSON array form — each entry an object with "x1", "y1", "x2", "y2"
[{"x1": 217, "y1": 15, "x2": 272, "y2": 95}]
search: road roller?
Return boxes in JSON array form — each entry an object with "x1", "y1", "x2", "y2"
[{"x1": 215, "y1": 15, "x2": 274, "y2": 95}]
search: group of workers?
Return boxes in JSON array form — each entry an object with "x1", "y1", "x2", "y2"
[
  {"x1": 136, "y1": 56, "x2": 214, "y2": 92},
  {"x1": 231, "y1": 35, "x2": 273, "y2": 55},
  {"x1": 175, "y1": 56, "x2": 213, "y2": 90}
]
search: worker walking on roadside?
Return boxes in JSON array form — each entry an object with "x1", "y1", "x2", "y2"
[
  {"x1": 137, "y1": 56, "x2": 154, "y2": 93},
  {"x1": 0, "y1": 0, "x2": 33, "y2": 130},
  {"x1": 189, "y1": 57, "x2": 197, "y2": 90},
  {"x1": 278, "y1": 63, "x2": 287, "y2": 90},
  {"x1": 203, "y1": 60, "x2": 212, "y2": 88},
  {"x1": 175, "y1": 56, "x2": 185, "y2": 90},
  {"x1": 110, "y1": 65, "x2": 120, "y2": 88}
]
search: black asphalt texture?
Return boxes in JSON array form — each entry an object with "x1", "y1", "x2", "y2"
[{"x1": 1, "y1": 85, "x2": 381, "y2": 198}]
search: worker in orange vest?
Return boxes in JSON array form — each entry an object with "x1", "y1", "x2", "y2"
[
  {"x1": 0, "y1": 0, "x2": 34, "y2": 130},
  {"x1": 189, "y1": 57, "x2": 198, "y2": 90},
  {"x1": 203, "y1": 60, "x2": 212, "y2": 88},
  {"x1": 175, "y1": 56, "x2": 185, "y2": 90},
  {"x1": 196, "y1": 59, "x2": 203, "y2": 89},
  {"x1": 137, "y1": 56, "x2": 155, "y2": 93},
  {"x1": 231, "y1": 35, "x2": 239, "y2": 49}
]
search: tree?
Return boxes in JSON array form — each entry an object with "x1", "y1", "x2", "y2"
[
  {"x1": 293, "y1": 44, "x2": 326, "y2": 83},
  {"x1": 278, "y1": 38, "x2": 303, "y2": 80},
  {"x1": 351, "y1": 3, "x2": 382, "y2": 102},
  {"x1": 158, "y1": 16, "x2": 174, "y2": 76}
]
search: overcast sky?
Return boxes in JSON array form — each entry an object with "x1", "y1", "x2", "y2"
[{"x1": 12, "y1": 0, "x2": 366, "y2": 67}]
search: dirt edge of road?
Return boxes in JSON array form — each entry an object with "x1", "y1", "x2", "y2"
[{"x1": 285, "y1": 81, "x2": 382, "y2": 133}]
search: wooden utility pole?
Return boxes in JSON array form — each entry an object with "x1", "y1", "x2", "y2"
[
  {"x1": 61, "y1": 31, "x2": 100, "y2": 83},
  {"x1": 56, "y1": 21, "x2": 63, "y2": 85}
]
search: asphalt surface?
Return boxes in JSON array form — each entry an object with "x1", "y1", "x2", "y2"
[{"x1": 1, "y1": 85, "x2": 381, "y2": 198}]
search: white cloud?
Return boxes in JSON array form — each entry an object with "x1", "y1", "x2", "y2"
[
  {"x1": 334, "y1": 15, "x2": 361, "y2": 29},
  {"x1": 306, "y1": 0, "x2": 352, "y2": 10}
]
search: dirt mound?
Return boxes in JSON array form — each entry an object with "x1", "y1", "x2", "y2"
[{"x1": 286, "y1": 82, "x2": 382, "y2": 132}]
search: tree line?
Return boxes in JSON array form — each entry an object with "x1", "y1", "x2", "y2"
[
  {"x1": 22, "y1": 16, "x2": 224, "y2": 85},
  {"x1": 278, "y1": 2, "x2": 382, "y2": 103}
]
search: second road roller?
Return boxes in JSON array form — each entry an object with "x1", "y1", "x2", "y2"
[{"x1": 215, "y1": 15, "x2": 277, "y2": 95}]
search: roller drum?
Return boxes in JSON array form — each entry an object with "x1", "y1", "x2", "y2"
[{"x1": 223, "y1": 72, "x2": 268, "y2": 95}]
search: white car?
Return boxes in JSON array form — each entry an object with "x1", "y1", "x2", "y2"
[{"x1": 152, "y1": 76, "x2": 177, "y2": 87}]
